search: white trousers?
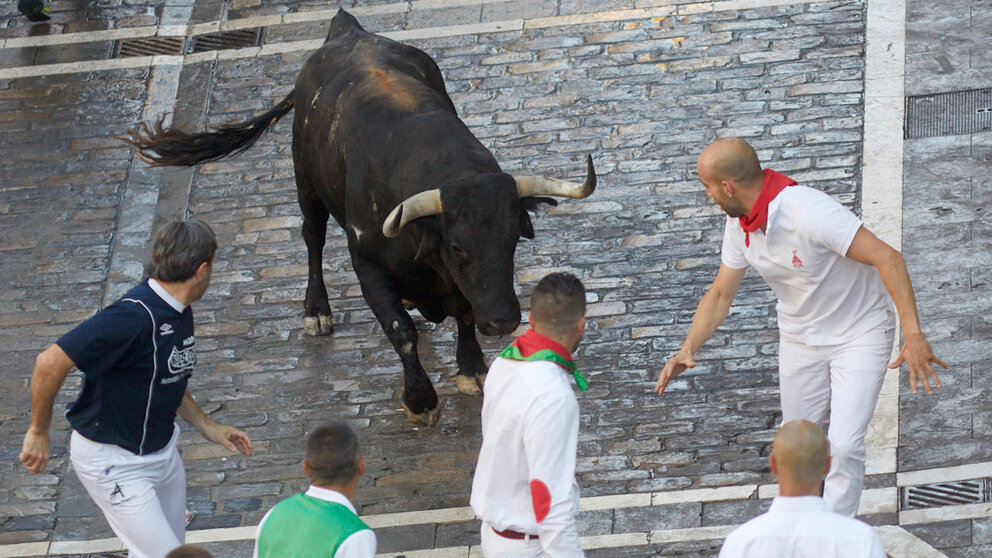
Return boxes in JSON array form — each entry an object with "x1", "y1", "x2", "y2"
[
  {"x1": 778, "y1": 324, "x2": 894, "y2": 517},
  {"x1": 70, "y1": 426, "x2": 186, "y2": 558},
  {"x1": 480, "y1": 522, "x2": 546, "y2": 557}
]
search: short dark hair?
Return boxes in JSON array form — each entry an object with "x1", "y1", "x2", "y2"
[
  {"x1": 530, "y1": 272, "x2": 586, "y2": 337},
  {"x1": 306, "y1": 421, "x2": 361, "y2": 485},
  {"x1": 144, "y1": 219, "x2": 217, "y2": 282},
  {"x1": 165, "y1": 545, "x2": 214, "y2": 558}
]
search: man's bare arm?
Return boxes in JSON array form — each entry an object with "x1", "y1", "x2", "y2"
[
  {"x1": 178, "y1": 390, "x2": 253, "y2": 456},
  {"x1": 20, "y1": 345, "x2": 75, "y2": 473},
  {"x1": 845, "y1": 226, "x2": 946, "y2": 394},
  {"x1": 656, "y1": 264, "x2": 746, "y2": 395}
]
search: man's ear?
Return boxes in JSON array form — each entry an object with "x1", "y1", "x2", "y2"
[
  {"x1": 302, "y1": 458, "x2": 312, "y2": 479},
  {"x1": 721, "y1": 180, "x2": 735, "y2": 198},
  {"x1": 823, "y1": 455, "x2": 831, "y2": 477},
  {"x1": 357, "y1": 455, "x2": 366, "y2": 477},
  {"x1": 195, "y1": 260, "x2": 210, "y2": 281},
  {"x1": 769, "y1": 454, "x2": 778, "y2": 476}
]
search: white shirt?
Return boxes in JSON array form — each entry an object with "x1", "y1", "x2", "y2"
[
  {"x1": 721, "y1": 186, "x2": 893, "y2": 345},
  {"x1": 470, "y1": 357, "x2": 584, "y2": 557},
  {"x1": 253, "y1": 486, "x2": 377, "y2": 558},
  {"x1": 719, "y1": 496, "x2": 886, "y2": 558}
]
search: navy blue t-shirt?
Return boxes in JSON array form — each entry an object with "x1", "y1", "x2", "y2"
[{"x1": 57, "y1": 280, "x2": 196, "y2": 455}]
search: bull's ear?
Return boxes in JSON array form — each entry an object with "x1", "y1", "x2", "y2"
[
  {"x1": 415, "y1": 230, "x2": 441, "y2": 261},
  {"x1": 519, "y1": 211, "x2": 535, "y2": 239},
  {"x1": 520, "y1": 197, "x2": 557, "y2": 213},
  {"x1": 518, "y1": 197, "x2": 556, "y2": 239}
]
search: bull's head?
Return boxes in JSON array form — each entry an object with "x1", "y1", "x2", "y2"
[{"x1": 381, "y1": 155, "x2": 596, "y2": 336}]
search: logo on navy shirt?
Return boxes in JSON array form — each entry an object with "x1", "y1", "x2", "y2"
[
  {"x1": 163, "y1": 345, "x2": 195, "y2": 384},
  {"x1": 159, "y1": 323, "x2": 174, "y2": 336}
]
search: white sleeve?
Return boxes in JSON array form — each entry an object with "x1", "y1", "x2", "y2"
[
  {"x1": 717, "y1": 529, "x2": 742, "y2": 558},
  {"x1": 523, "y1": 391, "x2": 584, "y2": 557},
  {"x1": 333, "y1": 528, "x2": 377, "y2": 558},
  {"x1": 720, "y1": 216, "x2": 748, "y2": 270},
  {"x1": 867, "y1": 530, "x2": 887, "y2": 558},
  {"x1": 802, "y1": 193, "x2": 863, "y2": 256}
]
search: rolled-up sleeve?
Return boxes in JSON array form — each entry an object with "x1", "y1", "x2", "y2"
[{"x1": 523, "y1": 392, "x2": 583, "y2": 557}]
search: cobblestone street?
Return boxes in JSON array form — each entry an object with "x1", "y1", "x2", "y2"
[{"x1": 1, "y1": 0, "x2": 989, "y2": 556}]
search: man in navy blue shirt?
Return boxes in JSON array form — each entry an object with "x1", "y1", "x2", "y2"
[{"x1": 20, "y1": 219, "x2": 253, "y2": 558}]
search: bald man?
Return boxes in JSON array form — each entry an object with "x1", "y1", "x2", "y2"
[
  {"x1": 719, "y1": 421, "x2": 886, "y2": 557},
  {"x1": 657, "y1": 138, "x2": 945, "y2": 516}
]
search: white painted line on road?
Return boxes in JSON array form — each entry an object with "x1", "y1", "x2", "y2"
[
  {"x1": 900, "y1": 502, "x2": 992, "y2": 526},
  {"x1": 876, "y1": 526, "x2": 949, "y2": 558},
  {"x1": 649, "y1": 524, "x2": 736, "y2": 543},
  {"x1": 897, "y1": 460, "x2": 992, "y2": 487},
  {"x1": 859, "y1": 0, "x2": 908, "y2": 524}
]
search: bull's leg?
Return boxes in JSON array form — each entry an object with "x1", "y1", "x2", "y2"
[
  {"x1": 354, "y1": 259, "x2": 440, "y2": 426},
  {"x1": 298, "y1": 190, "x2": 334, "y2": 336},
  {"x1": 455, "y1": 313, "x2": 487, "y2": 396}
]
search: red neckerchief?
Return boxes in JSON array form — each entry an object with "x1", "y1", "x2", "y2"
[
  {"x1": 500, "y1": 328, "x2": 587, "y2": 391},
  {"x1": 738, "y1": 169, "x2": 797, "y2": 247}
]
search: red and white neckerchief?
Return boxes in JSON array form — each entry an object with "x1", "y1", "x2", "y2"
[{"x1": 739, "y1": 168, "x2": 797, "y2": 247}]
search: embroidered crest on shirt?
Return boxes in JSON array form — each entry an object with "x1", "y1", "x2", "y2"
[
  {"x1": 164, "y1": 345, "x2": 195, "y2": 384},
  {"x1": 159, "y1": 323, "x2": 173, "y2": 336},
  {"x1": 792, "y1": 250, "x2": 804, "y2": 269}
]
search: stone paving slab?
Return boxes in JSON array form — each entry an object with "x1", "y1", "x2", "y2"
[{"x1": 1, "y1": 0, "x2": 990, "y2": 556}]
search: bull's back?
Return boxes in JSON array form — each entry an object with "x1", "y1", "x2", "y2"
[{"x1": 291, "y1": 11, "x2": 458, "y2": 225}]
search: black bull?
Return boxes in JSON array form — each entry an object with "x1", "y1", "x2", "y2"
[{"x1": 125, "y1": 9, "x2": 596, "y2": 426}]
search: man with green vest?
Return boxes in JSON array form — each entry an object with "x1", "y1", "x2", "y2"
[{"x1": 254, "y1": 422, "x2": 376, "y2": 558}]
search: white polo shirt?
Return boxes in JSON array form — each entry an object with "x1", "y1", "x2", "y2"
[
  {"x1": 470, "y1": 357, "x2": 584, "y2": 557},
  {"x1": 718, "y1": 496, "x2": 886, "y2": 558},
  {"x1": 721, "y1": 186, "x2": 893, "y2": 346}
]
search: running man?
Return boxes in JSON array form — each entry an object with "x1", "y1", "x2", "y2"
[{"x1": 20, "y1": 219, "x2": 253, "y2": 558}]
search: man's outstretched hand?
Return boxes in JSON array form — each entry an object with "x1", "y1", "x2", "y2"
[
  {"x1": 656, "y1": 350, "x2": 696, "y2": 395},
  {"x1": 889, "y1": 332, "x2": 947, "y2": 395}
]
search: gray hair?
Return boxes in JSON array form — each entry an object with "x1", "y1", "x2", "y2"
[
  {"x1": 306, "y1": 421, "x2": 361, "y2": 485},
  {"x1": 144, "y1": 219, "x2": 217, "y2": 282}
]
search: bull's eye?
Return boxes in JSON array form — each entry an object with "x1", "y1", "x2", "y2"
[{"x1": 451, "y1": 244, "x2": 469, "y2": 264}]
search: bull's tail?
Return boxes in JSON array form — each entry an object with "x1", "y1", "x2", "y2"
[{"x1": 122, "y1": 91, "x2": 295, "y2": 167}]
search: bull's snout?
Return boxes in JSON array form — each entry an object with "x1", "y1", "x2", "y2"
[{"x1": 479, "y1": 317, "x2": 520, "y2": 336}]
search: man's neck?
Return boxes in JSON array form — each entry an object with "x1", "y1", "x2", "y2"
[
  {"x1": 531, "y1": 326, "x2": 576, "y2": 354},
  {"x1": 312, "y1": 482, "x2": 356, "y2": 503},
  {"x1": 152, "y1": 278, "x2": 196, "y2": 307},
  {"x1": 738, "y1": 178, "x2": 765, "y2": 216}
]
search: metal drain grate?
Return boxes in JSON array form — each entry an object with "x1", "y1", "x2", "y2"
[
  {"x1": 905, "y1": 88, "x2": 992, "y2": 139},
  {"x1": 190, "y1": 28, "x2": 264, "y2": 53},
  {"x1": 116, "y1": 36, "x2": 186, "y2": 57},
  {"x1": 901, "y1": 479, "x2": 989, "y2": 510}
]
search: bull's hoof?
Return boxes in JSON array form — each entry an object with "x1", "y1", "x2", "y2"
[
  {"x1": 402, "y1": 401, "x2": 442, "y2": 426},
  {"x1": 303, "y1": 314, "x2": 334, "y2": 336},
  {"x1": 456, "y1": 374, "x2": 484, "y2": 396}
]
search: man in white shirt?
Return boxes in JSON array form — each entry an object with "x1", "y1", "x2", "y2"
[
  {"x1": 719, "y1": 420, "x2": 886, "y2": 557},
  {"x1": 254, "y1": 421, "x2": 376, "y2": 558},
  {"x1": 657, "y1": 138, "x2": 945, "y2": 517},
  {"x1": 471, "y1": 272, "x2": 589, "y2": 557}
]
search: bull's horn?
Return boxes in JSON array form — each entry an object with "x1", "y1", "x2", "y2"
[
  {"x1": 382, "y1": 189, "x2": 443, "y2": 238},
  {"x1": 514, "y1": 154, "x2": 596, "y2": 199}
]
